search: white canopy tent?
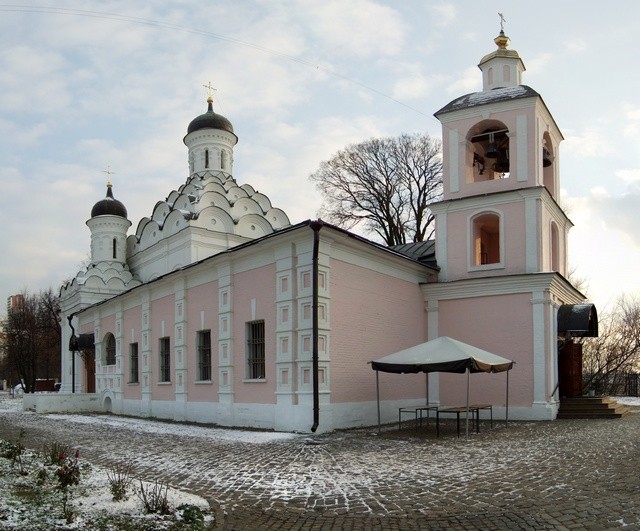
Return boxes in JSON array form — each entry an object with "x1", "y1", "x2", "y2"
[{"x1": 371, "y1": 336, "x2": 515, "y2": 437}]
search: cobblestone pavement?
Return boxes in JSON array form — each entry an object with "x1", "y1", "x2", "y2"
[{"x1": 0, "y1": 402, "x2": 639, "y2": 530}]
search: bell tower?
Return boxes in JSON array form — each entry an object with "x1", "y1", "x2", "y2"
[{"x1": 430, "y1": 25, "x2": 570, "y2": 283}]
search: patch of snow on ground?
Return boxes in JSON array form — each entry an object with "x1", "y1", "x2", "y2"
[
  {"x1": 612, "y1": 396, "x2": 640, "y2": 407},
  {"x1": 0, "y1": 392, "x2": 301, "y2": 444},
  {"x1": 49, "y1": 413, "x2": 302, "y2": 444}
]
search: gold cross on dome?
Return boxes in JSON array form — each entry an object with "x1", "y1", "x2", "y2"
[
  {"x1": 102, "y1": 166, "x2": 115, "y2": 186},
  {"x1": 203, "y1": 81, "x2": 217, "y2": 101},
  {"x1": 498, "y1": 12, "x2": 506, "y2": 32}
]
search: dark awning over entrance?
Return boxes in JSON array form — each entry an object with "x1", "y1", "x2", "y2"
[
  {"x1": 558, "y1": 304, "x2": 598, "y2": 337},
  {"x1": 69, "y1": 333, "x2": 95, "y2": 351}
]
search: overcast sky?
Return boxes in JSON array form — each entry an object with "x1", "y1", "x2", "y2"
[{"x1": 1, "y1": 1, "x2": 639, "y2": 316}]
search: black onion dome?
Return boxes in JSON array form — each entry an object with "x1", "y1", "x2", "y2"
[
  {"x1": 187, "y1": 98, "x2": 236, "y2": 136},
  {"x1": 91, "y1": 184, "x2": 128, "y2": 218}
]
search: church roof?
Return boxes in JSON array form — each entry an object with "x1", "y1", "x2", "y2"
[
  {"x1": 434, "y1": 85, "x2": 539, "y2": 116},
  {"x1": 91, "y1": 183, "x2": 128, "y2": 218},
  {"x1": 186, "y1": 97, "x2": 236, "y2": 139},
  {"x1": 390, "y1": 240, "x2": 437, "y2": 268}
]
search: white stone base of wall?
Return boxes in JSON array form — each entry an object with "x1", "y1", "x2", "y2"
[{"x1": 22, "y1": 394, "x2": 560, "y2": 431}]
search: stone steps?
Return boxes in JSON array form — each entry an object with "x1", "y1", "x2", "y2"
[{"x1": 557, "y1": 397, "x2": 631, "y2": 419}]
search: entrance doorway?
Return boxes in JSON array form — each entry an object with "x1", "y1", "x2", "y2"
[
  {"x1": 84, "y1": 353, "x2": 96, "y2": 393},
  {"x1": 558, "y1": 341, "x2": 583, "y2": 398}
]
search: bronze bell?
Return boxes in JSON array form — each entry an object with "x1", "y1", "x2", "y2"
[
  {"x1": 543, "y1": 147, "x2": 553, "y2": 167},
  {"x1": 493, "y1": 149, "x2": 509, "y2": 173},
  {"x1": 485, "y1": 142, "x2": 499, "y2": 158}
]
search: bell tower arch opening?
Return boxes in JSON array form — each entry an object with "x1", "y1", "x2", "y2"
[
  {"x1": 542, "y1": 132, "x2": 556, "y2": 198},
  {"x1": 467, "y1": 120, "x2": 510, "y2": 183}
]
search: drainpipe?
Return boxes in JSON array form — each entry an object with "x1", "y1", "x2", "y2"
[
  {"x1": 67, "y1": 314, "x2": 77, "y2": 394},
  {"x1": 310, "y1": 220, "x2": 323, "y2": 432}
]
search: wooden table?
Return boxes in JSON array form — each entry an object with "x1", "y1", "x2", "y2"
[
  {"x1": 436, "y1": 404, "x2": 493, "y2": 437},
  {"x1": 398, "y1": 405, "x2": 439, "y2": 430}
]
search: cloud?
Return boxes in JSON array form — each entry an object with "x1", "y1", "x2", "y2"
[
  {"x1": 565, "y1": 188, "x2": 640, "y2": 309},
  {"x1": 431, "y1": 4, "x2": 457, "y2": 27},
  {"x1": 302, "y1": 0, "x2": 406, "y2": 57},
  {"x1": 562, "y1": 128, "x2": 614, "y2": 158},
  {"x1": 446, "y1": 66, "x2": 481, "y2": 95}
]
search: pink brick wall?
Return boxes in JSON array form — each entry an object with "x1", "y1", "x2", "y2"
[
  {"x1": 122, "y1": 306, "x2": 142, "y2": 400},
  {"x1": 437, "y1": 293, "x2": 534, "y2": 407},
  {"x1": 329, "y1": 258, "x2": 428, "y2": 403},
  {"x1": 150, "y1": 293, "x2": 176, "y2": 401},
  {"x1": 185, "y1": 280, "x2": 219, "y2": 403},
  {"x1": 232, "y1": 264, "x2": 278, "y2": 404}
]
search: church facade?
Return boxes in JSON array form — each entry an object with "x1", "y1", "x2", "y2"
[{"x1": 52, "y1": 30, "x2": 591, "y2": 433}]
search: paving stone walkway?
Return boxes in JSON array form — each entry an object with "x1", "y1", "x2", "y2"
[{"x1": 0, "y1": 400, "x2": 639, "y2": 530}]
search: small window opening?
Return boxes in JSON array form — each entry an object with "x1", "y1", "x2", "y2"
[
  {"x1": 112, "y1": 238, "x2": 117, "y2": 259},
  {"x1": 473, "y1": 213, "x2": 500, "y2": 266},
  {"x1": 105, "y1": 334, "x2": 116, "y2": 366},
  {"x1": 205, "y1": 149, "x2": 210, "y2": 169},
  {"x1": 197, "y1": 330, "x2": 212, "y2": 381},
  {"x1": 246, "y1": 320, "x2": 265, "y2": 379}
]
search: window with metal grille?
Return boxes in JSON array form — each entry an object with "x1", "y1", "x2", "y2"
[
  {"x1": 159, "y1": 337, "x2": 171, "y2": 383},
  {"x1": 197, "y1": 330, "x2": 212, "y2": 381},
  {"x1": 246, "y1": 320, "x2": 265, "y2": 379},
  {"x1": 105, "y1": 334, "x2": 116, "y2": 365},
  {"x1": 129, "y1": 343, "x2": 139, "y2": 383}
]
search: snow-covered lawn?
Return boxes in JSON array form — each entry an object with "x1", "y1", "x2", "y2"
[{"x1": 0, "y1": 395, "x2": 221, "y2": 529}]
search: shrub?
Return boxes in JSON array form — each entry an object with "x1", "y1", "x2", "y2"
[
  {"x1": 106, "y1": 460, "x2": 134, "y2": 502},
  {"x1": 2, "y1": 429, "x2": 27, "y2": 475},
  {"x1": 56, "y1": 449, "x2": 81, "y2": 523},
  {"x1": 137, "y1": 479, "x2": 171, "y2": 514},
  {"x1": 42, "y1": 441, "x2": 71, "y2": 466},
  {"x1": 177, "y1": 503, "x2": 204, "y2": 526}
]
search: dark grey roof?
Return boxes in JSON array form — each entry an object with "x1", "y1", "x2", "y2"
[
  {"x1": 558, "y1": 303, "x2": 598, "y2": 337},
  {"x1": 390, "y1": 240, "x2": 437, "y2": 268},
  {"x1": 435, "y1": 85, "x2": 539, "y2": 116},
  {"x1": 91, "y1": 184, "x2": 128, "y2": 218},
  {"x1": 186, "y1": 100, "x2": 236, "y2": 138}
]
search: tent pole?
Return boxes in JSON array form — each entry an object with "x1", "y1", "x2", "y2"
[
  {"x1": 506, "y1": 369, "x2": 510, "y2": 428},
  {"x1": 465, "y1": 368, "x2": 470, "y2": 439},
  {"x1": 376, "y1": 370, "x2": 381, "y2": 435},
  {"x1": 426, "y1": 372, "x2": 430, "y2": 406}
]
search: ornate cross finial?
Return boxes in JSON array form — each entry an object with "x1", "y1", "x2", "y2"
[
  {"x1": 103, "y1": 166, "x2": 115, "y2": 186},
  {"x1": 203, "y1": 81, "x2": 216, "y2": 102},
  {"x1": 498, "y1": 12, "x2": 506, "y2": 32}
]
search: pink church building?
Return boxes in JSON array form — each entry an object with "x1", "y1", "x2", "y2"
[{"x1": 43, "y1": 29, "x2": 595, "y2": 433}]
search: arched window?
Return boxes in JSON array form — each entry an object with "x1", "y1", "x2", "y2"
[
  {"x1": 472, "y1": 213, "x2": 501, "y2": 266},
  {"x1": 550, "y1": 222, "x2": 560, "y2": 272},
  {"x1": 112, "y1": 238, "x2": 117, "y2": 259},
  {"x1": 104, "y1": 333, "x2": 116, "y2": 366},
  {"x1": 542, "y1": 133, "x2": 556, "y2": 198},
  {"x1": 205, "y1": 149, "x2": 210, "y2": 169},
  {"x1": 503, "y1": 64, "x2": 510, "y2": 83},
  {"x1": 467, "y1": 120, "x2": 510, "y2": 183}
]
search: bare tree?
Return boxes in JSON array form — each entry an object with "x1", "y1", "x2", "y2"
[
  {"x1": 4, "y1": 289, "x2": 61, "y2": 392},
  {"x1": 310, "y1": 133, "x2": 442, "y2": 246},
  {"x1": 582, "y1": 295, "x2": 640, "y2": 395}
]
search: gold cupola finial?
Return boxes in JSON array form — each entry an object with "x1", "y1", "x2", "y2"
[
  {"x1": 495, "y1": 13, "x2": 510, "y2": 49},
  {"x1": 203, "y1": 81, "x2": 216, "y2": 105},
  {"x1": 103, "y1": 166, "x2": 115, "y2": 187}
]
